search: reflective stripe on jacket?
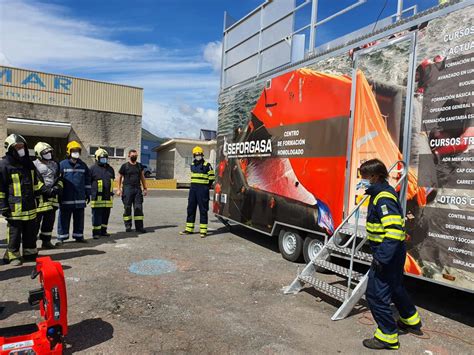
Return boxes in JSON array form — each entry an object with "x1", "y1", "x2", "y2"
[
  {"x1": 190, "y1": 160, "x2": 215, "y2": 185},
  {"x1": 90, "y1": 163, "x2": 115, "y2": 208},
  {"x1": 0, "y1": 154, "x2": 45, "y2": 220}
]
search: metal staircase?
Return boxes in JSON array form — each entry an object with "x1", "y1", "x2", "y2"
[{"x1": 283, "y1": 161, "x2": 407, "y2": 320}]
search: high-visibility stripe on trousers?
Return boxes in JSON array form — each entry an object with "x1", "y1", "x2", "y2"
[
  {"x1": 185, "y1": 184, "x2": 209, "y2": 234},
  {"x1": 122, "y1": 186, "x2": 144, "y2": 230}
]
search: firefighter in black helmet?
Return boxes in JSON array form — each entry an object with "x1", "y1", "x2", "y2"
[{"x1": 0, "y1": 134, "x2": 58, "y2": 265}]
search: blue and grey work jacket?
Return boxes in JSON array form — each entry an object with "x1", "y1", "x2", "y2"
[
  {"x1": 365, "y1": 181, "x2": 406, "y2": 265},
  {"x1": 59, "y1": 158, "x2": 91, "y2": 209},
  {"x1": 190, "y1": 160, "x2": 215, "y2": 187}
]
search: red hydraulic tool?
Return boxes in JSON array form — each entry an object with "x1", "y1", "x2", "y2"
[{"x1": 0, "y1": 256, "x2": 68, "y2": 354}]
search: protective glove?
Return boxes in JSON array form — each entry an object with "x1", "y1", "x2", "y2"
[
  {"x1": 1, "y1": 210, "x2": 11, "y2": 218},
  {"x1": 85, "y1": 196, "x2": 90, "y2": 205}
]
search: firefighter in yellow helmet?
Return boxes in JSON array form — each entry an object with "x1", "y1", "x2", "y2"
[
  {"x1": 89, "y1": 148, "x2": 115, "y2": 238},
  {"x1": 0, "y1": 134, "x2": 57, "y2": 265},
  {"x1": 33, "y1": 142, "x2": 63, "y2": 249},
  {"x1": 180, "y1": 146, "x2": 215, "y2": 237},
  {"x1": 56, "y1": 140, "x2": 91, "y2": 245}
]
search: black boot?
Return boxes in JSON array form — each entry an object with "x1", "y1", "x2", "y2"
[
  {"x1": 397, "y1": 320, "x2": 423, "y2": 336},
  {"x1": 42, "y1": 241, "x2": 56, "y2": 249},
  {"x1": 363, "y1": 337, "x2": 399, "y2": 350}
]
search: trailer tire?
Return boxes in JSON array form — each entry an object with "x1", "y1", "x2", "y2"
[
  {"x1": 303, "y1": 236, "x2": 331, "y2": 272},
  {"x1": 278, "y1": 229, "x2": 303, "y2": 262}
]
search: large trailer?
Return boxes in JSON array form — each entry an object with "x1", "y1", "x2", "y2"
[{"x1": 214, "y1": 0, "x2": 474, "y2": 294}]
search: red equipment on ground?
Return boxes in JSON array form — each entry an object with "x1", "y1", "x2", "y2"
[{"x1": 0, "y1": 257, "x2": 68, "y2": 354}]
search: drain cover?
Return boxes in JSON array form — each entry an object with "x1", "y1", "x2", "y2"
[{"x1": 129, "y1": 259, "x2": 177, "y2": 276}]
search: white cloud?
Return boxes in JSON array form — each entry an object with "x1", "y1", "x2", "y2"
[
  {"x1": 142, "y1": 101, "x2": 217, "y2": 139},
  {"x1": 0, "y1": 0, "x2": 221, "y2": 138},
  {"x1": 203, "y1": 41, "x2": 222, "y2": 72}
]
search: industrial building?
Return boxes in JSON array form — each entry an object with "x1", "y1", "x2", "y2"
[
  {"x1": 154, "y1": 138, "x2": 216, "y2": 187},
  {"x1": 141, "y1": 128, "x2": 164, "y2": 172},
  {"x1": 0, "y1": 65, "x2": 143, "y2": 172}
]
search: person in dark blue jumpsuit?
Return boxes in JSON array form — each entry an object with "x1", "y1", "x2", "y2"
[
  {"x1": 359, "y1": 159, "x2": 422, "y2": 350},
  {"x1": 180, "y1": 146, "x2": 215, "y2": 238}
]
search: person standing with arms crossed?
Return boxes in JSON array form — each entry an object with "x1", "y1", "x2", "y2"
[
  {"x1": 358, "y1": 159, "x2": 422, "y2": 350},
  {"x1": 117, "y1": 149, "x2": 147, "y2": 233},
  {"x1": 180, "y1": 146, "x2": 215, "y2": 238}
]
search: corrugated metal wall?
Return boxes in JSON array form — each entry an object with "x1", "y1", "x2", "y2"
[{"x1": 0, "y1": 66, "x2": 143, "y2": 115}]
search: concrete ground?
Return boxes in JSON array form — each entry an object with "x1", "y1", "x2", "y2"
[{"x1": 0, "y1": 191, "x2": 473, "y2": 354}]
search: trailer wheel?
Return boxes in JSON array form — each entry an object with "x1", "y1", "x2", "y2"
[
  {"x1": 278, "y1": 229, "x2": 303, "y2": 262},
  {"x1": 303, "y1": 236, "x2": 331, "y2": 272}
]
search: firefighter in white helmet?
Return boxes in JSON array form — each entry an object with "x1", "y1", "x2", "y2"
[
  {"x1": 33, "y1": 142, "x2": 63, "y2": 249},
  {"x1": 89, "y1": 148, "x2": 115, "y2": 238},
  {"x1": 0, "y1": 134, "x2": 57, "y2": 265}
]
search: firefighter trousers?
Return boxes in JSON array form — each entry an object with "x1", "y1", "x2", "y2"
[
  {"x1": 36, "y1": 208, "x2": 57, "y2": 243},
  {"x1": 58, "y1": 207, "x2": 85, "y2": 241},
  {"x1": 92, "y1": 207, "x2": 111, "y2": 237},
  {"x1": 122, "y1": 186, "x2": 144, "y2": 230},
  {"x1": 3, "y1": 219, "x2": 38, "y2": 262},
  {"x1": 185, "y1": 184, "x2": 209, "y2": 234},
  {"x1": 366, "y1": 242, "x2": 420, "y2": 346}
]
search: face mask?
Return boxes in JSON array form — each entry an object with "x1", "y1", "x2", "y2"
[
  {"x1": 42, "y1": 152, "x2": 52, "y2": 160},
  {"x1": 99, "y1": 157, "x2": 108, "y2": 164},
  {"x1": 71, "y1": 152, "x2": 80, "y2": 159},
  {"x1": 195, "y1": 155, "x2": 203, "y2": 161},
  {"x1": 356, "y1": 179, "x2": 371, "y2": 190},
  {"x1": 130, "y1": 156, "x2": 138, "y2": 162},
  {"x1": 17, "y1": 148, "x2": 26, "y2": 158}
]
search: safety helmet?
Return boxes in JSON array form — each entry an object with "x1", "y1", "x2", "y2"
[
  {"x1": 4, "y1": 134, "x2": 27, "y2": 152},
  {"x1": 34, "y1": 142, "x2": 53, "y2": 158},
  {"x1": 192, "y1": 146, "x2": 203, "y2": 155},
  {"x1": 66, "y1": 141, "x2": 82, "y2": 155},
  {"x1": 94, "y1": 147, "x2": 109, "y2": 161}
]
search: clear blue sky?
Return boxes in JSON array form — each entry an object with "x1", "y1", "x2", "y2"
[{"x1": 0, "y1": 0, "x2": 439, "y2": 138}]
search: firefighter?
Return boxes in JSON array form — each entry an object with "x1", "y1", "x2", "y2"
[
  {"x1": 117, "y1": 149, "x2": 147, "y2": 233},
  {"x1": 89, "y1": 148, "x2": 115, "y2": 238},
  {"x1": 358, "y1": 159, "x2": 422, "y2": 350},
  {"x1": 33, "y1": 142, "x2": 63, "y2": 249},
  {"x1": 180, "y1": 146, "x2": 215, "y2": 237},
  {"x1": 56, "y1": 141, "x2": 91, "y2": 245},
  {"x1": 0, "y1": 134, "x2": 57, "y2": 265}
]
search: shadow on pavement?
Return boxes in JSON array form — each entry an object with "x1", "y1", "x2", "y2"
[
  {"x1": 405, "y1": 276, "x2": 474, "y2": 327},
  {"x1": 64, "y1": 318, "x2": 114, "y2": 354},
  {"x1": 48, "y1": 249, "x2": 106, "y2": 262},
  {"x1": 0, "y1": 301, "x2": 35, "y2": 320},
  {"x1": 227, "y1": 225, "x2": 280, "y2": 254},
  {"x1": 0, "y1": 264, "x2": 72, "y2": 282}
]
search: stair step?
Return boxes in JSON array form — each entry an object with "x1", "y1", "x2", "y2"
[
  {"x1": 327, "y1": 244, "x2": 373, "y2": 262},
  {"x1": 313, "y1": 260, "x2": 364, "y2": 282},
  {"x1": 298, "y1": 275, "x2": 346, "y2": 302},
  {"x1": 339, "y1": 227, "x2": 367, "y2": 238}
]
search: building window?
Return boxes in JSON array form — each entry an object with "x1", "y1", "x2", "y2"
[
  {"x1": 185, "y1": 156, "x2": 193, "y2": 166},
  {"x1": 143, "y1": 145, "x2": 149, "y2": 150},
  {"x1": 89, "y1": 146, "x2": 125, "y2": 158}
]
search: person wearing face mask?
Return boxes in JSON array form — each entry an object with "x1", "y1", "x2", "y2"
[
  {"x1": 56, "y1": 141, "x2": 91, "y2": 245},
  {"x1": 0, "y1": 134, "x2": 56, "y2": 266},
  {"x1": 358, "y1": 159, "x2": 422, "y2": 350},
  {"x1": 180, "y1": 146, "x2": 215, "y2": 237},
  {"x1": 89, "y1": 148, "x2": 115, "y2": 238},
  {"x1": 117, "y1": 149, "x2": 147, "y2": 233},
  {"x1": 33, "y1": 142, "x2": 63, "y2": 249}
]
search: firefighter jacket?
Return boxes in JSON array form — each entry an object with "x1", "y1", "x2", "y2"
[
  {"x1": 90, "y1": 163, "x2": 115, "y2": 208},
  {"x1": 190, "y1": 159, "x2": 215, "y2": 187},
  {"x1": 0, "y1": 153, "x2": 46, "y2": 221},
  {"x1": 365, "y1": 181, "x2": 406, "y2": 265},
  {"x1": 59, "y1": 158, "x2": 91, "y2": 209},
  {"x1": 34, "y1": 159, "x2": 63, "y2": 212}
]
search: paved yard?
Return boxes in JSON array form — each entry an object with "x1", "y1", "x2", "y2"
[{"x1": 1, "y1": 192, "x2": 473, "y2": 354}]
